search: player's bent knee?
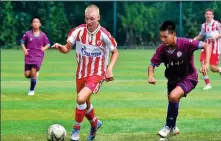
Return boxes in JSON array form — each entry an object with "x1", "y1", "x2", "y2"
[
  {"x1": 210, "y1": 65, "x2": 218, "y2": 72},
  {"x1": 24, "y1": 72, "x2": 31, "y2": 78},
  {"x1": 77, "y1": 95, "x2": 87, "y2": 104},
  {"x1": 30, "y1": 72, "x2": 37, "y2": 78},
  {"x1": 169, "y1": 94, "x2": 180, "y2": 102}
]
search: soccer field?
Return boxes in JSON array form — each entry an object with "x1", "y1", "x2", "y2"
[{"x1": 1, "y1": 49, "x2": 221, "y2": 141}]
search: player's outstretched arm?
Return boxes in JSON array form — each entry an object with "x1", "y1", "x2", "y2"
[
  {"x1": 105, "y1": 48, "x2": 119, "y2": 82},
  {"x1": 52, "y1": 42, "x2": 72, "y2": 54},
  {"x1": 200, "y1": 42, "x2": 211, "y2": 75},
  {"x1": 148, "y1": 65, "x2": 156, "y2": 85},
  {"x1": 193, "y1": 35, "x2": 203, "y2": 40}
]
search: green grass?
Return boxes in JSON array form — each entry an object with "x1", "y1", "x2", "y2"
[{"x1": 1, "y1": 49, "x2": 221, "y2": 141}]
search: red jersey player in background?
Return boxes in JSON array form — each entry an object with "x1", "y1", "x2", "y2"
[
  {"x1": 194, "y1": 9, "x2": 221, "y2": 90},
  {"x1": 52, "y1": 4, "x2": 119, "y2": 141}
]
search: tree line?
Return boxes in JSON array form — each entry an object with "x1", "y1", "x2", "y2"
[{"x1": 1, "y1": 1, "x2": 221, "y2": 49}]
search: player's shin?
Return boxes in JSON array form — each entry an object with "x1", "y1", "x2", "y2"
[
  {"x1": 85, "y1": 104, "x2": 98, "y2": 127},
  {"x1": 74, "y1": 103, "x2": 87, "y2": 130},
  {"x1": 166, "y1": 102, "x2": 179, "y2": 128},
  {"x1": 30, "y1": 78, "x2": 37, "y2": 91}
]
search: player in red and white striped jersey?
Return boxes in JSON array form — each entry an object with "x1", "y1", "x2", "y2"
[
  {"x1": 52, "y1": 5, "x2": 119, "y2": 141},
  {"x1": 194, "y1": 8, "x2": 221, "y2": 90}
]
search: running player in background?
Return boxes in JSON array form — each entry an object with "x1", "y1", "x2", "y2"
[
  {"x1": 52, "y1": 5, "x2": 119, "y2": 141},
  {"x1": 148, "y1": 21, "x2": 210, "y2": 139},
  {"x1": 21, "y1": 16, "x2": 50, "y2": 96},
  {"x1": 194, "y1": 8, "x2": 221, "y2": 90}
]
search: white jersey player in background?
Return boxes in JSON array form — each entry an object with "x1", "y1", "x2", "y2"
[{"x1": 194, "y1": 8, "x2": 221, "y2": 90}]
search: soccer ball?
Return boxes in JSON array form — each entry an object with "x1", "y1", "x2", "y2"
[{"x1": 46, "y1": 124, "x2": 67, "y2": 141}]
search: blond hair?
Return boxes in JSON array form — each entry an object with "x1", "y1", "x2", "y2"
[{"x1": 85, "y1": 4, "x2": 100, "y2": 15}]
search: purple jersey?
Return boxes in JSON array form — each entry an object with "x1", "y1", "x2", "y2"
[
  {"x1": 21, "y1": 30, "x2": 50, "y2": 65},
  {"x1": 151, "y1": 38, "x2": 203, "y2": 82}
]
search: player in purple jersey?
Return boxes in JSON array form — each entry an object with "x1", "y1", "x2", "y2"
[
  {"x1": 21, "y1": 16, "x2": 50, "y2": 96},
  {"x1": 148, "y1": 21, "x2": 210, "y2": 139}
]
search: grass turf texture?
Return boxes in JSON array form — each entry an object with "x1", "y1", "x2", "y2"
[{"x1": 1, "y1": 49, "x2": 221, "y2": 141}]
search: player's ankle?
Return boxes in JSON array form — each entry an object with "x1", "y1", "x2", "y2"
[{"x1": 73, "y1": 125, "x2": 81, "y2": 130}]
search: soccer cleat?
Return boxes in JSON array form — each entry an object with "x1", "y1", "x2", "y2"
[
  {"x1": 170, "y1": 126, "x2": 180, "y2": 136},
  {"x1": 87, "y1": 120, "x2": 102, "y2": 140},
  {"x1": 28, "y1": 90, "x2": 34, "y2": 96},
  {"x1": 203, "y1": 85, "x2": 212, "y2": 90},
  {"x1": 157, "y1": 126, "x2": 171, "y2": 138},
  {"x1": 71, "y1": 128, "x2": 80, "y2": 141},
  {"x1": 159, "y1": 138, "x2": 169, "y2": 141},
  {"x1": 158, "y1": 126, "x2": 180, "y2": 141}
]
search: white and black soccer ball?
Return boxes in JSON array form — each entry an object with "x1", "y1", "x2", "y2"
[{"x1": 46, "y1": 124, "x2": 67, "y2": 141}]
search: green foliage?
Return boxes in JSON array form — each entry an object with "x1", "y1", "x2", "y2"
[
  {"x1": 0, "y1": 2, "x2": 18, "y2": 48},
  {"x1": 48, "y1": 2, "x2": 70, "y2": 43},
  {"x1": 119, "y1": 2, "x2": 158, "y2": 47},
  {"x1": 1, "y1": 1, "x2": 221, "y2": 48}
]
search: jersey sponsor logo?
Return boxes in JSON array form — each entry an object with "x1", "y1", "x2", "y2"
[
  {"x1": 177, "y1": 51, "x2": 182, "y2": 58},
  {"x1": 189, "y1": 39, "x2": 193, "y2": 42},
  {"x1": 166, "y1": 60, "x2": 184, "y2": 68},
  {"x1": 81, "y1": 46, "x2": 102, "y2": 57},
  {"x1": 29, "y1": 38, "x2": 33, "y2": 42}
]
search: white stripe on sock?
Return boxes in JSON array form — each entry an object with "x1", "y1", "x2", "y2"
[
  {"x1": 204, "y1": 76, "x2": 209, "y2": 79},
  {"x1": 76, "y1": 103, "x2": 87, "y2": 110},
  {"x1": 85, "y1": 104, "x2": 93, "y2": 115},
  {"x1": 90, "y1": 117, "x2": 97, "y2": 123},
  {"x1": 75, "y1": 121, "x2": 81, "y2": 126}
]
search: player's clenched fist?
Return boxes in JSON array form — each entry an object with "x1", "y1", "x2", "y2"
[
  {"x1": 105, "y1": 68, "x2": 114, "y2": 82},
  {"x1": 23, "y1": 49, "x2": 29, "y2": 56},
  {"x1": 148, "y1": 76, "x2": 156, "y2": 85}
]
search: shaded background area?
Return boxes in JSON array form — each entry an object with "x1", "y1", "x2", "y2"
[{"x1": 1, "y1": 1, "x2": 221, "y2": 48}]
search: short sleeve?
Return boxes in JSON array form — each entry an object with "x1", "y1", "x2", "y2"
[
  {"x1": 150, "y1": 46, "x2": 163, "y2": 67},
  {"x1": 187, "y1": 39, "x2": 203, "y2": 52},
  {"x1": 43, "y1": 33, "x2": 50, "y2": 46},
  {"x1": 217, "y1": 21, "x2": 221, "y2": 33},
  {"x1": 199, "y1": 24, "x2": 205, "y2": 36},
  {"x1": 102, "y1": 32, "x2": 117, "y2": 52},
  {"x1": 21, "y1": 33, "x2": 28, "y2": 45},
  {"x1": 67, "y1": 28, "x2": 81, "y2": 45}
]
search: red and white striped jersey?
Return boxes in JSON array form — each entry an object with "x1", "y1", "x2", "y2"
[
  {"x1": 67, "y1": 24, "x2": 117, "y2": 79},
  {"x1": 200, "y1": 19, "x2": 221, "y2": 54}
]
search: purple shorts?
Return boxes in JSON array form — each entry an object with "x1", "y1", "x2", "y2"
[
  {"x1": 167, "y1": 79, "x2": 198, "y2": 96},
  {"x1": 24, "y1": 64, "x2": 41, "y2": 71}
]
